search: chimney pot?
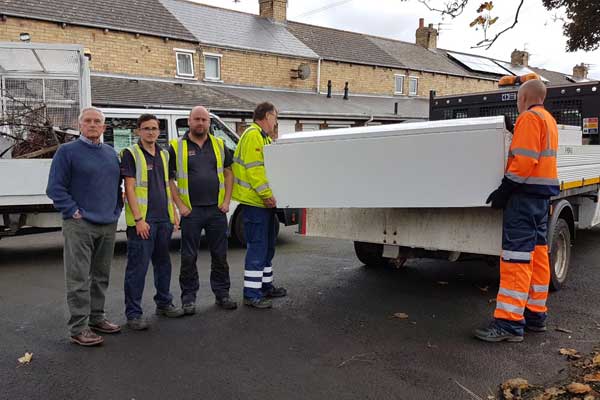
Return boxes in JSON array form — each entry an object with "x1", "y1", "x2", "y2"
[
  {"x1": 415, "y1": 18, "x2": 438, "y2": 49},
  {"x1": 419, "y1": 18, "x2": 424, "y2": 28},
  {"x1": 573, "y1": 63, "x2": 589, "y2": 80}
]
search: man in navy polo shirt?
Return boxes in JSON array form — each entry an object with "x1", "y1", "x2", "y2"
[{"x1": 120, "y1": 114, "x2": 184, "y2": 331}]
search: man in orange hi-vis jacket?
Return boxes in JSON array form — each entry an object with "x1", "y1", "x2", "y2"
[{"x1": 475, "y1": 79, "x2": 560, "y2": 343}]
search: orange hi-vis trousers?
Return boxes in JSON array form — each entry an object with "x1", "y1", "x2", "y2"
[{"x1": 494, "y1": 193, "x2": 551, "y2": 332}]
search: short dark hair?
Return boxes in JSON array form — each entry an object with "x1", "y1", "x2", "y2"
[
  {"x1": 253, "y1": 102, "x2": 277, "y2": 122},
  {"x1": 137, "y1": 113, "x2": 159, "y2": 128}
]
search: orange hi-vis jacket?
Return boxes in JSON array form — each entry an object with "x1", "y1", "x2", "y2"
[{"x1": 505, "y1": 106, "x2": 560, "y2": 197}]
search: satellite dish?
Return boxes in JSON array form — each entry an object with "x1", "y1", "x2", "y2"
[{"x1": 291, "y1": 63, "x2": 311, "y2": 80}]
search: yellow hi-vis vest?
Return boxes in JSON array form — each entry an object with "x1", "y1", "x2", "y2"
[
  {"x1": 232, "y1": 123, "x2": 273, "y2": 208},
  {"x1": 170, "y1": 134, "x2": 226, "y2": 210},
  {"x1": 121, "y1": 144, "x2": 175, "y2": 227}
]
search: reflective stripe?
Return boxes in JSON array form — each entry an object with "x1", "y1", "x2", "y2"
[
  {"x1": 246, "y1": 161, "x2": 264, "y2": 168},
  {"x1": 505, "y1": 172, "x2": 559, "y2": 186},
  {"x1": 244, "y1": 270, "x2": 263, "y2": 278},
  {"x1": 498, "y1": 288, "x2": 529, "y2": 301},
  {"x1": 244, "y1": 280, "x2": 263, "y2": 289},
  {"x1": 531, "y1": 284, "x2": 549, "y2": 293},
  {"x1": 136, "y1": 198, "x2": 148, "y2": 205},
  {"x1": 217, "y1": 167, "x2": 224, "y2": 174},
  {"x1": 262, "y1": 276, "x2": 274, "y2": 283},
  {"x1": 263, "y1": 267, "x2": 273, "y2": 273},
  {"x1": 256, "y1": 183, "x2": 270, "y2": 193},
  {"x1": 233, "y1": 157, "x2": 264, "y2": 169},
  {"x1": 235, "y1": 177, "x2": 252, "y2": 189},
  {"x1": 496, "y1": 301, "x2": 525, "y2": 315},
  {"x1": 540, "y1": 149, "x2": 557, "y2": 157},
  {"x1": 510, "y1": 148, "x2": 540, "y2": 160},
  {"x1": 529, "y1": 109, "x2": 553, "y2": 151},
  {"x1": 527, "y1": 299, "x2": 547, "y2": 306},
  {"x1": 501, "y1": 250, "x2": 531, "y2": 261},
  {"x1": 177, "y1": 139, "x2": 185, "y2": 179}
]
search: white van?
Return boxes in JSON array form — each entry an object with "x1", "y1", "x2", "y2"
[{"x1": 99, "y1": 108, "x2": 288, "y2": 245}]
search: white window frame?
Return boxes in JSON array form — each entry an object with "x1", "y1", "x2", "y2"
[
  {"x1": 408, "y1": 76, "x2": 419, "y2": 96},
  {"x1": 394, "y1": 74, "x2": 405, "y2": 95},
  {"x1": 174, "y1": 49, "x2": 196, "y2": 79},
  {"x1": 203, "y1": 52, "x2": 222, "y2": 82}
]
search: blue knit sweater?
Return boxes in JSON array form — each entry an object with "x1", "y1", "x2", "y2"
[{"x1": 46, "y1": 138, "x2": 122, "y2": 224}]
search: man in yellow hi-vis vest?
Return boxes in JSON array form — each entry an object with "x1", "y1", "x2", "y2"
[
  {"x1": 233, "y1": 102, "x2": 287, "y2": 309},
  {"x1": 121, "y1": 114, "x2": 184, "y2": 331},
  {"x1": 168, "y1": 106, "x2": 236, "y2": 314}
]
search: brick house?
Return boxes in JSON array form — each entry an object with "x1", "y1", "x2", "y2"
[{"x1": 0, "y1": 0, "x2": 581, "y2": 135}]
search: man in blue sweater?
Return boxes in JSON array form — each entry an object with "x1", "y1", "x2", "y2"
[{"x1": 47, "y1": 107, "x2": 123, "y2": 346}]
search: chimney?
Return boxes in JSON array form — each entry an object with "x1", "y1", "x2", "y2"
[
  {"x1": 259, "y1": 0, "x2": 287, "y2": 22},
  {"x1": 573, "y1": 63, "x2": 589, "y2": 80},
  {"x1": 415, "y1": 18, "x2": 438, "y2": 49},
  {"x1": 510, "y1": 49, "x2": 529, "y2": 67}
]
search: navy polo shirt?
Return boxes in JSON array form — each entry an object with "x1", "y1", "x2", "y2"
[
  {"x1": 120, "y1": 143, "x2": 170, "y2": 223},
  {"x1": 169, "y1": 133, "x2": 232, "y2": 207}
]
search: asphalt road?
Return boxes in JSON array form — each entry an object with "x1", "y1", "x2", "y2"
[{"x1": 1, "y1": 226, "x2": 599, "y2": 400}]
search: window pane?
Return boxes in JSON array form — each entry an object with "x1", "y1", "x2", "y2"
[
  {"x1": 210, "y1": 119, "x2": 237, "y2": 151},
  {"x1": 409, "y1": 78, "x2": 418, "y2": 95},
  {"x1": 395, "y1": 76, "x2": 404, "y2": 93},
  {"x1": 176, "y1": 118, "x2": 189, "y2": 137},
  {"x1": 177, "y1": 53, "x2": 193, "y2": 76},
  {"x1": 104, "y1": 118, "x2": 168, "y2": 153},
  {"x1": 205, "y1": 56, "x2": 220, "y2": 80}
]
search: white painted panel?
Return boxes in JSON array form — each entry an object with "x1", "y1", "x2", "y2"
[
  {"x1": 0, "y1": 160, "x2": 53, "y2": 205},
  {"x1": 277, "y1": 119, "x2": 297, "y2": 137},
  {"x1": 265, "y1": 117, "x2": 507, "y2": 208}
]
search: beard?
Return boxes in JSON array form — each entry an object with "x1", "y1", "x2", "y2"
[{"x1": 190, "y1": 127, "x2": 208, "y2": 138}]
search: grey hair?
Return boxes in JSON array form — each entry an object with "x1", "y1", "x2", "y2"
[{"x1": 78, "y1": 107, "x2": 106, "y2": 123}]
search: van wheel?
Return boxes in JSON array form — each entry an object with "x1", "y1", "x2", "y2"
[
  {"x1": 549, "y1": 218, "x2": 571, "y2": 291},
  {"x1": 354, "y1": 241, "x2": 389, "y2": 267}
]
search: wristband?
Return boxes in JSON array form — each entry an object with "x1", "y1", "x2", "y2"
[{"x1": 135, "y1": 217, "x2": 143, "y2": 222}]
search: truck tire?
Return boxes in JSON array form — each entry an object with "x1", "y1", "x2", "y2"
[
  {"x1": 549, "y1": 218, "x2": 571, "y2": 291},
  {"x1": 231, "y1": 209, "x2": 280, "y2": 247},
  {"x1": 354, "y1": 241, "x2": 388, "y2": 268}
]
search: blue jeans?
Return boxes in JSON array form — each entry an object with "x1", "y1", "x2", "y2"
[
  {"x1": 179, "y1": 206, "x2": 230, "y2": 304},
  {"x1": 242, "y1": 205, "x2": 277, "y2": 300},
  {"x1": 124, "y1": 222, "x2": 174, "y2": 320}
]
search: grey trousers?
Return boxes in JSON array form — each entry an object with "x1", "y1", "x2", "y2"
[{"x1": 62, "y1": 219, "x2": 117, "y2": 336}]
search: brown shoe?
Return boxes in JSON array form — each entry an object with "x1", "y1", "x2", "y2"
[
  {"x1": 70, "y1": 328, "x2": 104, "y2": 347},
  {"x1": 89, "y1": 319, "x2": 121, "y2": 334}
]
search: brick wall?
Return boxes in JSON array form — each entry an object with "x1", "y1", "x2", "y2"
[
  {"x1": 0, "y1": 17, "x2": 198, "y2": 79},
  {"x1": 320, "y1": 61, "x2": 497, "y2": 97}
]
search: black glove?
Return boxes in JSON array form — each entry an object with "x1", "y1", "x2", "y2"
[{"x1": 486, "y1": 177, "x2": 519, "y2": 209}]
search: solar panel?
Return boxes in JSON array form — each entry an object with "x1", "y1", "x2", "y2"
[
  {"x1": 494, "y1": 60, "x2": 549, "y2": 82},
  {"x1": 447, "y1": 52, "x2": 510, "y2": 75}
]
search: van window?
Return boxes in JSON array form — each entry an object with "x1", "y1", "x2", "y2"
[
  {"x1": 176, "y1": 117, "x2": 238, "y2": 152},
  {"x1": 104, "y1": 117, "x2": 168, "y2": 153}
]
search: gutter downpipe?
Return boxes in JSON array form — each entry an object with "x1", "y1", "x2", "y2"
[{"x1": 316, "y1": 57, "x2": 322, "y2": 94}]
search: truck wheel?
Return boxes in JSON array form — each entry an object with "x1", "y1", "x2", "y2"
[
  {"x1": 549, "y1": 218, "x2": 571, "y2": 291},
  {"x1": 354, "y1": 241, "x2": 388, "y2": 268},
  {"x1": 232, "y1": 209, "x2": 281, "y2": 247}
]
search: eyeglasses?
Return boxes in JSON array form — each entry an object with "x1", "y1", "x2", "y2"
[{"x1": 139, "y1": 127, "x2": 160, "y2": 133}]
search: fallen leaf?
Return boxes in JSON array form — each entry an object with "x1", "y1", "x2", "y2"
[
  {"x1": 535, "y1": 387, "x2": 566, "y2": 400},
  {"x1": 593, "y1": 353, "x2": 600, "y2": 366},
  {"x1": 18, "y1": 352, "x2": 33, "y2": 364},
  {"x1": 559, "y1": 348, "x2": 579, "y2": 355},
  {"x1": 393, "y1": 313, "x2": 409, "y2": 319},
  {"x1": 501, "y1": 378, "x2": 529, "y2": 390},
  {"x1": 478, "y1": 286, "x2": 489, "y2": 293},
  {"x1": 503, "y1": 388, "x2": 514, "y2": 400},
  {"x1": 584, "y1": 395, "x2": 595, "y2": 400},
  {"x1": 584, "y1": 373, "x2": 600, "y2": 382},
  {"x1": 566, "y1": 382, "x2": 592, "y2": 394},
  {"x1": 556, "y1": 327, "x2": 574, "y2": 334}
]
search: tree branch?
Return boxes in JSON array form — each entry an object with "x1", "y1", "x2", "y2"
[
  {"x1": 417, "y1": 0, "x2": 469, "y2": 17},
  {"x1": 471, "y1": 0, "x2": 525, "y2": 49}
]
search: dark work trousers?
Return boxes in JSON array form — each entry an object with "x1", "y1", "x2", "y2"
[
  {"x1": 124, "y1": 222, "x2": 174, "y2": 320},
  {"x1": 179, "y1": 205, "x2": 231, "y2": 304},
  {"x1": 242, "y1": 205, "x2": 277, "y2": 300}
]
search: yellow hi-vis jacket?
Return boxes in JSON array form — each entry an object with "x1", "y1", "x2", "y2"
[
  {"x1": 232, "y1": 123, "x2": 273, "y2": 208},
  {"x1": 121, "y1": 144, "x2": 175, "y2": 226},
  {"x1": 170, "y1": 134, "x2": 226, "y2": 210}
]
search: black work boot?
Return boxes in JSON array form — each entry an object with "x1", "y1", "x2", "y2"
[
  {"x1": 243, "y1": 297, "x2": 273, "y2": 309},
  {"x1": 474, "y1": 323, "x2": 524, "y2": 343},
  {"x1": 215, "y1": 296, "x2": 238, "y2": 310},
  {"x1": 263, "y1": 286, "x2": 287, "y2": 298}
]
